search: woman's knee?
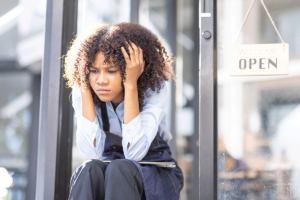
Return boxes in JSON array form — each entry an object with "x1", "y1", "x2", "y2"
[
  {"x1": 104, "y1": 159, "x2": 144, "y2": 198},
  {"x1": 70, "y1": 160, "x2": 106, "y2": 189},
  {"x1": 105, "y1": 159, "x2": 137, "y2": 178},
  {"x1": 69, "y1": 160, "x2": 107, "y2": 199},
  {"x1": 79, "y1": 159, "x2": 107, "y2": 175}
]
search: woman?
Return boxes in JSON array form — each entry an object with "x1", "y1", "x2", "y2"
[{"x1": 64, "y1": 22, "x2": 183, "y2": 200}]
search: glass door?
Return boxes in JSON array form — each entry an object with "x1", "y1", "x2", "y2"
[{"x1": 217, "y1": 0, "x2": 300, "y2": 199}]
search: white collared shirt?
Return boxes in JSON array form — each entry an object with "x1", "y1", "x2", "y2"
[{"x1": 72, "y1": 81, "x2": 172, "y2": 161}]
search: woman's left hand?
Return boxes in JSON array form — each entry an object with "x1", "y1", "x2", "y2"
[{"x1": 121, "y1": 41, "x2": 145, "y2": 87}]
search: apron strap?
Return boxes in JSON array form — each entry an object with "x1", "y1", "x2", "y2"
[{"x1": 100, "y1": 102, "x2": 110, "y2": 132}]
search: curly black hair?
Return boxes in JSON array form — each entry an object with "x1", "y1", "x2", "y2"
[{"x1": 64, "y1": 22, "x2": 175, "y2": 111}]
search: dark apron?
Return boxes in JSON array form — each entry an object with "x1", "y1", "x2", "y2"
[{"x1": 100, "y1": 103, "x2": 184, "y2": 200}]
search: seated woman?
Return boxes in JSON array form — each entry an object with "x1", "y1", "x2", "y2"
[{"x1": 64, "y1": 22, "x2": 184, "y2": 200}]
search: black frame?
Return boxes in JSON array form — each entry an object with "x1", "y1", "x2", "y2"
[
  {"x1": 35, "y1": 0, "x2": 77, "y2": 199},
  {"x1": 191, "y1": 0, "x2": 200, "y2": 199},
  {"x1": 200, "y1": 0, "x2": 218, "y2": 199},
  {"x1": 131, "y1": 0, "x2": 139, "y2": 23},
  {"x1": 54, "y1": 0, "x2": 78, "y2": 199},
  {"x1": 26, "y1": 74, "x2": 41, "y2": 200},
  {"x1": 166, "y1": 0, "x2": 178, "y2": 159}
]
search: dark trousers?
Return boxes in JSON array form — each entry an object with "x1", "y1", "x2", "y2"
[{"x1": 69, "y1": 159, "x2": 145, "y2": 200}]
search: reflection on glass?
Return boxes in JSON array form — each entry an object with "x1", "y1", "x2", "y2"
[
  {"x1": 0, "y1": 167, "x2": 13, "y2": 198},
  {"x1": 140, "y1": 0, "x2": 198, "y2": 199},
  {"x1": 77, "y1": 0, "x2": 130, "y2": 34},
  {"x1": 218, "y1": 0, "x2": 300, "y2": 199},
  {"x1": 1, "y1": 0, "x2": 45, "y2": 199},
  {"x1": 0, "y1": 73, "x2": 32, "y2": 200}
]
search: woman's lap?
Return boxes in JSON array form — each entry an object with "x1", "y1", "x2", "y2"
[{"x1": 69, "y1": 159, "x2": 145, "y2": 200}]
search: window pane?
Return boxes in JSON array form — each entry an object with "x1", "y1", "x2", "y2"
[
  {"x1": 0, "y1": 72, "x2": 32, "y2": 200},
  {"x1": 217, "y1": 0, "x2": 300, "y2": 199},
  {"x1": 140, "y1": 0, "x2": 198, "y2": 199},
  {"x1": 0, "y1": 0, "x2": 45, "y2": 198}
]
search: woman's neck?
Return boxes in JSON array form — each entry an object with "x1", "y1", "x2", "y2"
[
  {"x1": 111, "y1": 101, "x2": 120, "y2": 111},
  {"x1": 110, "y1": 91, "x2": 124, "y2": 111}
]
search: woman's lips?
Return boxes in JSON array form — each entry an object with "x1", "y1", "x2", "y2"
[{"x1": 97, "y1": 89, "x2": 110, "y2": 94}]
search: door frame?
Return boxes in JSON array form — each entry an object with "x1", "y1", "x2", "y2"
[{"x1": 200, "y1": 0, "x2": 218, "y2": 199}]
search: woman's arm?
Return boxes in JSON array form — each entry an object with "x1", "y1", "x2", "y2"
[
  {"x1": 72, "y1": 87, "x2": 106, "y2": 160},
  {"x1": 122, "y1": 82, "x2": 168, "y2": 161},
  {"x1": 122, "y1": 42, "x2": 144, "y2": 125},
  {"x1": 123, "y1": 84, "x2": 139, "y2": 125},
  {"x1": 121, "y1": 41, "x2": 169, "y2": 161},
  {"x1": 123, "y1": 84, "x2": 139, "y2": 149},
  {"x1": 81, "y1": 88, "x2": 96, "y2": 122},
  {"x1": 81, "y1": 88, "x2": 97, "y2": 147},
  {"x1": 121, "y1": 42, "x2": 145, "y2": 150}
]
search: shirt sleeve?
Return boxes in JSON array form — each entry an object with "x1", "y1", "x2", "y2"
[
  {"x1": 122, "y1": 82, "x2": 168, "y2": 161},
  {"x1": 72, "y1": 87, "x2": 106, "y2": 160}
]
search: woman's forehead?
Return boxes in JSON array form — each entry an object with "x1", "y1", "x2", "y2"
[{"x1": 93, "y1": 52, "x2": 116, "y2": 68}]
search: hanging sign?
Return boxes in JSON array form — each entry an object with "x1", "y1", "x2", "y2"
[
  {"x1": 228, "y1": 0, "x2": 289, "y2": 76},
  {"x1": 229, "y1": 43, "x2": 289, "y2": 76}
]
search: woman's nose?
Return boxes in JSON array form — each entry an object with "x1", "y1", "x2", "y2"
[{"x1": 96, "y1": 72, "x2": 108, "y2": 85}]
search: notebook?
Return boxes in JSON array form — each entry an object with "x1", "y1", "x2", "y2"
[{"x1": 102, "y1": 160, "x2": 176, "y2": 168}]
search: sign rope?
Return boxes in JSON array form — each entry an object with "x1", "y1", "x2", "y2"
[{"x1": 233, "y1": 0, "x2": 285, "y2": 46}]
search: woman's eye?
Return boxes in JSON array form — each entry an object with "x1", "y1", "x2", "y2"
[
  {"x1": 90, "y1": 70, "x2": 97, "y2": 73},
  {"x1": 108, "y1": 70, "x2": 117, "y2": 73}
]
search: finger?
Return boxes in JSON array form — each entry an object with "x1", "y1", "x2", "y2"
[
  {"x1": 141, "y1": 60, "x2": 145, "y2": 76},
  {"x1": 121, "y1": 47, "x2": 130, "y2": 64},
  {"x1": 130, "y1": 41, "x2": 139, "y2": 66},
  {"x1": 129, "y1": 41, "x2": 139, "y2": 66},
  {"x1": 127, "y1": 41, "x2": 135, "y2": 61},
  {"x1": 139, "y1": 47, "x2": 143, "y2": 66}
]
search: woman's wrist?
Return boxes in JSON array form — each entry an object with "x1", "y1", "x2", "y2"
[
  {"x1": 124, "y1": 82, "x2": 138, "y2": 90},
  {"x1": 81, "y1": 86, "x2": 96, "y2": 122},
  {"x1": 123, "y1": 82, "x2": 139, "y2": 124}
]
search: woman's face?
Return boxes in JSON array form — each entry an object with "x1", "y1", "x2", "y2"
[{"x1": 89, "y1": 51, "x2": 124, "y2": 107}]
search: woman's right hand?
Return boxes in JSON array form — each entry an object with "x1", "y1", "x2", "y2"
[
  {"x1": 79, "y1": 64, "x2": 96, "y2": 123},
  {"x1": 79, "y1": 64, "x2": 97, "y2": 147}
]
